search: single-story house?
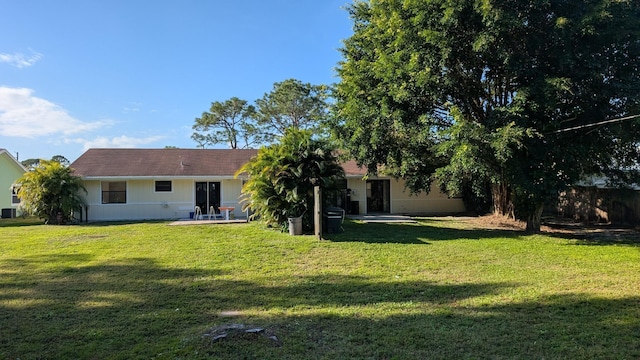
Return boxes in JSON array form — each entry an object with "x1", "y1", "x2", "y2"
[
  {"x1": 0, "y1": 148, "x2": 27, "y2": 218},
  {"x1": 69, "y1": 148, "x2": 465, "y2": 222}
]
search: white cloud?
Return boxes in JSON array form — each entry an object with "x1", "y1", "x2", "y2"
[
  {"x1": 123, "y1": 102, "x2": 143, "y2": 114},
  {"x1": 0, "y1": 87, "x2": 111, "y2": 138},
  {"x1": 67, "y1": 135, "x2": 166, "y2": 151},
  {"x1": 0, "y1": 50, "x2": 43, "y2": 68}
]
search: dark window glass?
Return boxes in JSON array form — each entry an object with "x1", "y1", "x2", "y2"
[
  {"x1": 155, "y1": 181, "x2": 172, "y2": 192},
  {"x1": 102, "y1": 181, "x2": 126, "y2": 204},
  {"x1": 11, "y1": 188, "x2": 20, "y2": 204}
]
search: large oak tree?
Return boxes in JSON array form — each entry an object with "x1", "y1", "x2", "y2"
[{"x1": 334, "y1": 0, "x2": 640, "y2": 231}]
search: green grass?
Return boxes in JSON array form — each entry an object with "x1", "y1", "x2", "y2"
[{"x1": 1, "y1": 217, "x2": 639, "y2": 359}]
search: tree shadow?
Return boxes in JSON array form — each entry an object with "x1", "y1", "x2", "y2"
[
  {"x1": 2, "y1": 255, "x2": 638, "y2": 359},
  {"x1": 0, "y1": 255, "x2": 227, "y2": 358},
  {"x1": 202, "y1": 294, "x2": 640, "y2": 359},
  {"x1": 323, "y1": 219, "x2": 526, "y2": 244},
  {"x1": 79, "y1": 220, "x2": 172, "y2": 226},
  {"x1": 0, "y1": 217, "x2": 44, "y2": 228},
  {"x1": 541, "y1": 219, "x2": 640, "y2": 247},
  {"x1": 0, "y1": 254, "x2": 511, "y2": 358},
  {"x1": 545, "y1": 231, "x2": 640, "y2": 247},
  {"x1": 213, "y1": 275, "x2": 514, "y2": 309}
]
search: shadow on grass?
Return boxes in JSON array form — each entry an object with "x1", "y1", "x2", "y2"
[
  {"x1": 0, "y1": 218, "x2": 171, "y2": 228},
  {"x1": 2, "y1": 255, "x2": 639, "y2": 359},
  {"x1": 0, "y1": 217, "x2": 44, "y2": 228},
  {"x1": 540, "y1": 220, "x2": 640, "y2": 247},
  {"x1": 323, "y1": 219, "x2": 525, "y2": 244},
  {"x1": 571, "y1": 237, "x2": 640, "y2": 247},
  {"x1": 79, "y1": 220, "x2": 173, "y2": 226},
  {"x1": 0, "y1": 255, "x2": 228, "y2": 359},
  {"x1": 563, "y1": 229, "x2": 640, "y2": 247},
  {"x1": 204, "y1": 294, "x2": 640, "y2": 359},
  {"x1": 545, "y1": 230, "x2": 640, "y2": 247}
]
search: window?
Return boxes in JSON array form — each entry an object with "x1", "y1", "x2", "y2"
[
  {"x1": 11, "y1": 187, "x2": 20, "y2": 205},
  {"x1": 155, "y1": 180, "x2": 172, "y2": 192},
  {"x1": 102, "y1": 181, "x2": 126, "y2": 204}
]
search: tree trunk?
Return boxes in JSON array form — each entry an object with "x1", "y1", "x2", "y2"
[
  {"x1": 525, "y1": 203, "x2": 544, "y2": 233},
  {"x1": 491, "y1": 182, "x2": 513, "y2": 218},
  {"x1": 47, "y1": 208, "x2": 64, "y2": 225}
]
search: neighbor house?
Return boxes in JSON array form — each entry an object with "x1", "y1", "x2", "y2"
[
  {"x1": 0, "y1": 149, "x2": 27, "y2": 218},
  {"x1": 70, "y1": 148, "x2": 465, "y2": 222}
]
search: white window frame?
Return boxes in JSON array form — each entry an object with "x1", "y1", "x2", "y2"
[
  {"x1": 101, "y1": 181, "x2": 127, "y2": 204},
  {"x1": 11, "y1": 186, "x2": 20, "y2": 205},
  {"x1": 154, "y1": 180, "x2": 173, "y2": 193}
]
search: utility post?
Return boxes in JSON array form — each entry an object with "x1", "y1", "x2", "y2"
[{"x1": 314, "y1": 186, "x2": 322, "y2": 240}]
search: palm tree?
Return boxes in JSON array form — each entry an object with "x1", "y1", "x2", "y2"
[
  {"x1": 237, "y1": 129, "x2": 344, "y2": 231},
  {"x1": 16, "y1": 160, "x2": 86, "y2": 224}
]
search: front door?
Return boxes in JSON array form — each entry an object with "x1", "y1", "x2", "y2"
[
  {"x1": 366, "y1": 180, "x2": 390, "y2": 213},
  {"x1": 195, "y1": 182, "x2": 221, "y2": 215}
]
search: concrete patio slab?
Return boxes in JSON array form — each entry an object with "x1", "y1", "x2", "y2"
[
  {"x1": 347, "y1": 214, "x2": 417, "y2": 223},
  {"x1": 168, "y1": 219, "x2": 248, "y2": 226}
]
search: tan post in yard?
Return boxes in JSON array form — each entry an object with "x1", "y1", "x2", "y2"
[{"x1": 314, "y1": 186, "x2": 322, "y2": 240}]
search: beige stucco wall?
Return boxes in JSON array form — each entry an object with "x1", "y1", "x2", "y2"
[
  {"x1": 346, "y1": 177, "x2": 465, "y2": 215},
  {"x1": 80, "y1": 178, "x2": 246, "y2": 221},
  {"x1": 79, "y1": 175, "x2": 464, "y2": 221},
  {"x1": 346, "y1": 178, "x2": 367, "y2": 214},
  {"x1": 0, "y1": 152, "x2": 26, "y2": 216},
  {"x1": 390, "y1": 180, "x2": 465, "y2": 214},
  {"x1": 221, "y1": 178, "x2": 244, "y2": 208}
]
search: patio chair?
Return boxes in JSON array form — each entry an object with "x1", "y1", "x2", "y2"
[
  {"x1": 208, "y1": 206, "x2": 224, "y2": 220},
  {"x1": 194, "y1": 206, "x2": 202, "y2": 220}
]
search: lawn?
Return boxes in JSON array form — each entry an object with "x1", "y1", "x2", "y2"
[{"x1": 1, "y1": 216, "x2": 638, "y2": 359}]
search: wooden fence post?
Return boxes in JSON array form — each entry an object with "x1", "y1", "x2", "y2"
[{"x1": 314, "y1": 186, "x2": 322, "y2": 240}]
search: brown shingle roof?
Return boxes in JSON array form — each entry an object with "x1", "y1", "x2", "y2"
[
  {"x1": 70, "y1": 148, "x2": 258, "y2": 177},
  {"x1": 341, "y1": 159, "x2": 368, "y2": 176},
  {"x1": 70, "y1": 148, "x2": 371, "y2": 178}
]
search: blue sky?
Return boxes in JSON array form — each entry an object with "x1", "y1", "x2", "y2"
[{"x1": 0, "y1": 0, "x2": 354, "y2": 162}]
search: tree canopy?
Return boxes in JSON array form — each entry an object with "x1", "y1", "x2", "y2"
[
  {"x1": 50, "y1": 155, "x2": 70, "y2": 166},
  {"x1": 22, "y1": 155, "x2": 71, "y2": 170},
  {"x1": 192, "y1": 97, "x2": 259, "y2": 149},
  {"x1": 192, "y1": 79, "x2": 331, "y2": 149},
  {"x1": 236, "y1": 129, "x2": 345, "y2": 231},
  {"x1": 334, "y1": 0, "x2": 640, "y2": 231},
  {"x1": 21, "y1": 158, "x2": 41, "y2": 170},
  {"x1": 15, "y1": 160, "x2": 86, "y2": 224},
  {"x1": 255, "y1": 79, "x2": 331, "y2": 143}
]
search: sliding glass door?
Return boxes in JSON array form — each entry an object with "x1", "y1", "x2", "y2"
[
  {"x1": 366, "y1": 180, "x2": 390, "y2": 213},
  {"x1": 195, "y1": 182, "x2": 220, "y2": 214}
]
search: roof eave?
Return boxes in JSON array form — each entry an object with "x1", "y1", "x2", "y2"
[{"x1": 79, "y1": 175, "x2": 242, "y2": 181}]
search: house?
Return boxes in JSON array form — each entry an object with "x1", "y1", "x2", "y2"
[
  {"x1": 341, "y1": 160, "x2": 466, "y2": 216},
  {"x1": 69, "y1": 148, "x2": 465, "y2": 222},
  {"x1": 0, "y1": 149, "x2": 27, "y2": 218},
  {"x1": 70, "y1": 148, "x2": 255, "y2": 221}
]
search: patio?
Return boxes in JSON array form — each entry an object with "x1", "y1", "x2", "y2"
[
  {"x1": 168, "y1": 218, "x2": 248, "y2": 226},
  {"x1": 347, "y1": 214, "x2": 416, "y2": 223}
]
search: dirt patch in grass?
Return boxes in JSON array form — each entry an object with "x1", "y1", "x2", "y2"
[{"x1": 440, "y1": 214, "x2": 640, "y2": 243}]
